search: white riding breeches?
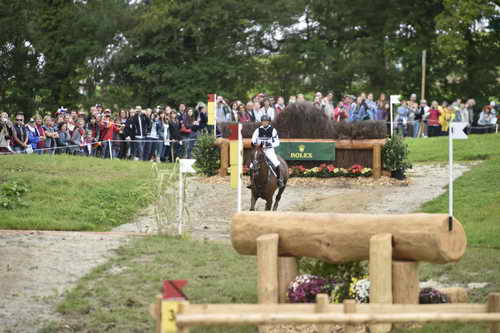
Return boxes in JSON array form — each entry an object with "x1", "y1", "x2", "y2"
[{"x1": 264, "y1": 148, "x2": 280, "y2": 168}]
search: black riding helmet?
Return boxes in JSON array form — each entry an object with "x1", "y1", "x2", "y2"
[{"x1": 260, "y1": 114, "x2": 271, "y2": 122}]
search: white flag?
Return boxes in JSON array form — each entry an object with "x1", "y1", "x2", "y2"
[
  {"x1": 390, "y1": 95, "x2": 401, "y2": 104},
  {"x1": 451, "y1": 122, "x2": 468, "y2": 140},
  {"x1": 180, "y1": 159, "x2": 197, "y2": 173}
]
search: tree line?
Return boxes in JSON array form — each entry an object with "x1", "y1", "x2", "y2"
[{"x1": 1, "y1": 0, "x2": 498, "y2": 118}]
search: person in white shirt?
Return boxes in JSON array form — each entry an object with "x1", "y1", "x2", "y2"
[
  {"x1": 259, "y1": 98, "x2": 275, "y2": 121},
  {"x1": 249, "y1": 115, "x2": 284, "y2": 188}
]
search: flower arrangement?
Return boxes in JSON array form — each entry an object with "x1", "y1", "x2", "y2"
[
  {"x1": 290, "y1": 163, "x2": 372, "y2": 178},
  {"x1": 288, "y1": 274, "x2": 334, "y2": 303},
  {"x1": 349, "y1": 278, "x2": 370, "y2": 303},
  {"x1": 419, "y1": 288, "x2": 449, "y2": 304}
]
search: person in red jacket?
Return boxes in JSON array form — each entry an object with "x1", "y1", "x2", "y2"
[{"x1": 99, "y1": 114, "x2": 119, "y2": 158}]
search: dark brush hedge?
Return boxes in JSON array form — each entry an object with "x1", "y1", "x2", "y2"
[{"x1": 218, "y1": 102, "x2": 387, "y2": 140}]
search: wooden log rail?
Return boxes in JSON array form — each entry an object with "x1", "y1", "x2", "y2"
[
  {"x1": 232, "y1": 212, "x2": 467, "y2": 264},
  {"x1": 242, "y1": 138, "x2": 385, "y2": 178},
  {"x1": 151, "y1": 293, "x2": 500, "y2": 332}
]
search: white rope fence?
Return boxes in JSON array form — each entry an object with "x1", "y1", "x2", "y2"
[{"x1": 0, "y1": 138, "x2": 198, "y2": 156}]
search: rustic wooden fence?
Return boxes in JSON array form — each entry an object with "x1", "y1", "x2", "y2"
[{"x1": 151, "y1": 293, "x2": 500, "y2": 332}]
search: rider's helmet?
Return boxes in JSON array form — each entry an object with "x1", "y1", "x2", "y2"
[{"x1": 260, "y1": 114, "x2": 271, "y2": 122}]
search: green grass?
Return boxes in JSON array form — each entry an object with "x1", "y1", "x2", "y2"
[
  {"x1": 404, "y1": 134, "x2": 500, "y2": 248},
  {"x1": 45, "y1": 236, "x2": 258, "y2": 333},
  {"x1": 406, "y1": 133, "x2": 500, "y2": 163},
  {"x1": 0, "y1": 154, "x2": 168, "y2": 231},
  {"x1": 45, "y1": 237, "x2": 500, "y2": 333}
]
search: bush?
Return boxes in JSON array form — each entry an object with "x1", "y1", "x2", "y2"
[
  {"x1": 0, "y1": 181, "x2": 29, "y2": 209},
  {"x1": 192, "y1": 132, "x2": 220, "y2": 176},
  {"x1": 382, "y1": 133, "x2": 412, "y2": 178},
  {"x1": 299, "y1": 258, "x2": 367, "y2": 303}
]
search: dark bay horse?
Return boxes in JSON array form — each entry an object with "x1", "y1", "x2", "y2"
[{"x1": 249, "y1": 144, "x2": 288, "y2": 211}]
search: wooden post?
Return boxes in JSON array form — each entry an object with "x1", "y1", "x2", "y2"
[
  {"x1": 421, "y1": 49, "x2": 427, "y2": 101},
  {"x1": 278, "y1": 257, "x2": 298, "y2": 303},
  {"x1": 257, "y1": 234, "x2": 279, "y2": 304},
  {"x1": 343, "y1": 299, "x2": 357, "y2": 333},
  {"x1": 178, "y1": 301, "x2": 190, "y2": 333},
  {"x1": 369, "y1": 233, "x2": 393, "y2": 333},
  {"x1": 155, "y1": 295, "x2": 162, "y2": 333},
  {"x1": 372, "y1": 144, "x2": 382, "y2": 179},
  {"x1": 315, "y1": 294, "x2": 330, "y2": 333},
  {"x1": 392, "y1": 261, "x2": 420, "y2": 305},
  {"x1": 215, "y1": 138, "x2": 229, "y2": 177},
  {"x1": 488, "y1": 293, "x2": 500, "y2": 333}
]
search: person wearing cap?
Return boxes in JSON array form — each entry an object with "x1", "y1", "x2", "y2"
[{"x1": 249, "y1": 114, "x2": 284, "y2": 188}]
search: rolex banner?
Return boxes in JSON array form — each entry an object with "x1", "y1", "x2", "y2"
[{"x1": 276, "y1": 142, "x2": 336, "y2": 161}]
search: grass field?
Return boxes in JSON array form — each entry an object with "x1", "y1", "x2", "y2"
[
  {"x1": 21, "y1": 133, "x2": 499, "y2": 333},
  {"x1": 0, "y1": 154, "x2": 166, "y2": 231}
]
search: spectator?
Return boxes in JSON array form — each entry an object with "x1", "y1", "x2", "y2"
[
  {"x1": 426, "y1": 101, "x2": 441, "y2": 137},
  {"x1": 396, "y1": 100, "x2": 409, "y2": 136},
  {"x1": 70, "y1": 119, "x2": 86, "y2": 155},
  {"x1": 42, "y1": 116, "x2": 58, "y2": 154},
  {"x1": 0, "y1": 112, "x2": 13, "y2": 153},
  {"x1": 116, "y1": 110, "x2": 129, "y2": 159},
  {"x1": 227, "y1": 102, "x2": 239, "y2": 122},
  {"x1": 216, "y1": 96, "x2": 230, "y2": 122},
  {"x1": 143, "y1": 112, "x2": 159, "y2": 161},
  {"x1": 25, "y1": 118, "x2": 40, "y2": 153},
  {"x1": 349, "y1": 96, "x2": 368, "y2": 122},
  {"x1": 478, "y1": 105, "x2": 497, "y2": 129},
  {"x1": 100, "y1": 114, "x2": 119, "y2": 158},
  {"x1": 131, "y1": 106, "x2": 151, "y2": 160},
  {"x1": 56, "y1": 122, "x2": 71, "y2": 154},
  {"x1": 365, "y1": 93, "x2": 377, "y2": 120},
  {"x1": 252, "y1": 100, "x2": 262, "y2": 122},
  {"x1": 34, "y1": 116, "x2": 46, "y2": 153},
  {"x1": 414, "y1": 100, "x2": 429, "y2": 137},
  {"x1": 438, "y1": 101, "x2": 455, "y2": 133},
  {"x1": 124, "y1": 108, "x2": 136, "y2": 159},
  {"x1": 260, "y1": 98, "x2": 275, "y2": 121},
  {"x1": 169, "y1": 110, "x2": 182, "y2": 160},
  {"x1": 333, "y1": 102, "x2": 348, "y2": 122},
  {"x1": 288, "y1": 96, "x2": 296, "y2": 104},
  {"x1": 245, "y1": 102, "x2": 257, "y2": 122},
  {"x1": 12, "y1": 114, "x2": 28, "y2": 153},
  {"x1": 274, "y1": 97, "x2": 286, "y2": 115},
  {"x1": 237, "y1": 104, "x2": 251, "y2": 123},
  {"x1": 376, "y1": 93, "x2": 390, "y2": 121}
]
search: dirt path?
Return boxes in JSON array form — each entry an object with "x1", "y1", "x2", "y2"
[
  {"x1": 0, "y1": 162, "x2": 473, "y2": 332},
  {"x1": 0, "y1": 231, "x2": 134, "y2": 333},
  {"x1": 116, "y1": 162, "x2": 472, "y2": 240}
]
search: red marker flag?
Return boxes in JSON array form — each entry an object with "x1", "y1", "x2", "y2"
[{"x1": 162, "y1": 280, "x2": 188, "y2": 300}]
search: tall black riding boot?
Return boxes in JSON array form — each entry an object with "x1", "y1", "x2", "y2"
[{"x1": 275, "y1": 166, "x2": 284, "y2": 188}]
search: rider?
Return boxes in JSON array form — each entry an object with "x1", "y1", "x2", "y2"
[{"x1": 249, "y1": 114, "x2": 284, "y2": 188}]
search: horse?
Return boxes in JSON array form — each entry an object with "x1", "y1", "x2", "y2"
[{"x1": 249, "y1": 144, "x2": 288, "y2": 211}]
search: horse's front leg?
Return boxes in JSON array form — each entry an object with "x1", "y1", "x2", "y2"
[
  {"x1": 250, "y1": 192, "x2": 257, "y2": 211},
  {"x1": 272, "y1": 186, "x2": 286, "y2": 211},
  {"x1": 265, "y1": 198, "x2": 273, "y2": 211}
]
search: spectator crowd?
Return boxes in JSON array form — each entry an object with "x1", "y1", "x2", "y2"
[{"x1": 0, "y1": 92, "x2": 498, "y2": 159}]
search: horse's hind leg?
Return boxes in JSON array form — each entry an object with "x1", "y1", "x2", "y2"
[
  {"x1": 272, "y1": 186, "x2": 285, "y2": 211},
  {"x1": 250, "y1": 193, "x2": 257, "y2": 211}
]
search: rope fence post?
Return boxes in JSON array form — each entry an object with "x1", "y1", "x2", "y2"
[
  {"x1": 315, "y1": 294, "x2": 330, "y2": 333},
  {"x1": 108, "y1": 139, "x2": 113, "y2": 160},
  {"x1": 488, "y1": 293, "x2": 500, "y2": 333}
]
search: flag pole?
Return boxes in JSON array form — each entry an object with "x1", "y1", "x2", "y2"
[
  {"x1": 237, "y1": 123, "x2": 242, "y2": 212},
  {"x1": 448, "y1": 123, "x2": 453, "y2": 231}
]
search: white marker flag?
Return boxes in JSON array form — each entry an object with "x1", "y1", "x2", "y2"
[
  {"x1": 451, "y1": 122, "x2": 468, "y2": 140},
  {"x1": 390, "y1": 95, "x2": 401, "y2": 104},
  {"x1": 180, "y1": 159, "x2": 197, "y2": 173}
]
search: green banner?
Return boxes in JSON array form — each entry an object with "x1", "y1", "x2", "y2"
[{"x1": 276, "y1": 142, "x2": 336, "y2": 161}]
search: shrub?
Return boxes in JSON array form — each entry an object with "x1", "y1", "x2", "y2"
[
  {"x1": 419, "y1": 288, "x2": 449, "y2": 304},
  {"x1": 382, "y1": 133, "x2": 412, "y2": 178},
  {"x1": 0, "y1": 181, "x2": 29, "y2": 209},
  {"x1": 299, "y1": 258, "x2": 367, "y2": 303},
  {"x1": 192, "y1": 132, "x2": 220, "y2": 176}
]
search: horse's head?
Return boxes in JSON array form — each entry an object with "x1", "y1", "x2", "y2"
[{"x1": 251, "y1": 143, "x2": 266, "y2": 176}]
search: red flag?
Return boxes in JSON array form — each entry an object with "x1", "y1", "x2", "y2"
[{"x1": 162, "y1": 280, "x2": 188, "y2": 300}]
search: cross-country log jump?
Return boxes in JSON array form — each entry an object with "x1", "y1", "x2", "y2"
[{"x1": 231, "y1": 212, "x2": 466, "y2": 264}]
